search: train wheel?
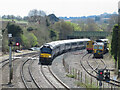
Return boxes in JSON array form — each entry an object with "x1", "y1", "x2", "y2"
[
  {"x1": 40, "y1": 62, "x2": 43, "y2": 65},
  {"x1": 101, "y1": 55, "x2": 103, "y2": 59},
  {"x1": 49, "y1": 62, "x2": 52, "y2": 65}
]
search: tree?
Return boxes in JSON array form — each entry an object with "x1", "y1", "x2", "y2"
[
  {"x1": 66, "y1": 22, "x2": 81, "y2": 31},
  {"x1": 16, "y1": 16, "x2": 22, "y2": 21},
  {"x1": 23, "y1": 16, "x2": 29, "y2": 21},
  {"x1": 54, "y1": 21, "x2": 74, "y2": 40},
  {"x1": 38, "y1": 10, "x2": 46, "y2": 17},
  {"x1": 107, "y1": 15, "x2": 118, "y2": 32},
  {"x1": 28, "y1": 9, "x2": 46, "y2": 17},
  {"x1": 118, "y1": 26, "x2": 120, "y2": 78},
  {"x1": 6, "y1": 23, "x2": 23, "y2": 37},
  {"x1": 27, "y1": 33, "x2": 38, "y2": 47},
  {"x1": 27, "y1": 27, "x2": 34, "y2": 31},
  {"x1": 28, "y1": 9, "x2": 38, "y2": 17},
  {"x1": 20, "y1": 34, "x2": 30, "y2": 48},
  {"x1": 86, "y1": 18, "x2": 98, "y2": 31},
  {"x1": 111, "y1": 24, "x2": 118, "y2": 69},
  {"x1": 50, "y1": 29, "x2": 58, "y2": 40}
]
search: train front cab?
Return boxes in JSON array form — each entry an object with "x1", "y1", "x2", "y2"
[
  {"x1": 39, "y1": 46, "x2": 53, "y2": 65},
  {"x1": 93, "y1": 43, "x2": 104, "y2": 58},
  {"x1": 86, "y1": 41, "x2": 94, "y2": 53},
  {"x1": 39, "y1": 57, "x2": 52, "y2": 65}
]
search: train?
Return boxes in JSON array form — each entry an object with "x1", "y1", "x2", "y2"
[
  {"x1": 39, "y1": 38, "x2": 90, "y2": 65},
  {"x1": 93, "y1": 42, "x2": 104, "y2": 58},
  {"x1": 86, "y1": 40, "x2": 94, "y2": 53},
  {"x1": 93, "y1": 39, "x2": 109, "y2": 58}
]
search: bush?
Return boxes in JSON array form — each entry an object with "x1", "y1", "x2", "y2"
[{"x1": 27, "y1": 27, "x2": 34, "y2": 31}]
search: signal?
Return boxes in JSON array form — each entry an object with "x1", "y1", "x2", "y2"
[
  {"x1": 16, "y1": 42, "x2": 20, "y2": 46},
  {"x1": 97, "y1": 69, "x2": 104, "y2": 81},
  {"x1": 104, "y1": 69, "x2": 110, "y2": 82}
]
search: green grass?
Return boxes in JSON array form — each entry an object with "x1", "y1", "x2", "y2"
[
  {"x1": 66, "y1": 74, "x2": 75, "y2": 78},
  {"x1": 75, "y1": 81, "x2": 87, "y2": 87},
  {"x1": 75, "y1": 81, "x2": 99, "y2": 89},
  {"x1": 1, "y1": 19, "x2": 28, "y2": 24}
]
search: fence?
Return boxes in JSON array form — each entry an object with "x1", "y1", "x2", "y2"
[{"x1": 62, "y1": 52, "x2": 119, "y2": 89}]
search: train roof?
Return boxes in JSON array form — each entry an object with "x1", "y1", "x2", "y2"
[
  {"x1": 94, "y1": 42, "x2": 104, "y2": 46},
  {"x1": 99, "y1": 39, "x2": 108, "y2": 42},
  {"x1": 41, "y1": 38, "x2": 90, "y2": 49}
]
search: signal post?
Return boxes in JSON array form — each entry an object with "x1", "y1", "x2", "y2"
[
  {"x1": 97, "y1": 69, "x2": 104, "y2": 89},
  {"x1": 118, "y1": 1, "x2": 120, "y2": 78},
  {"x1": 8, "y1": 34, "x2": 13, "y2": 85},
  {"x1": 97, "y1": 69, "x2": 110, "y2": 89}
]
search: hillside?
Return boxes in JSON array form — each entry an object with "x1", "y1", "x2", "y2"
[{"x1": 59, "y1": 12, "x2": 118, "y2": 32}]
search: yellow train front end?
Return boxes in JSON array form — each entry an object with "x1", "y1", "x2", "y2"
[
  {"x1": 86, "y1": 41, "x2": 94, "y2": 53},
  {"x1": 39, "y1": 46, "x2": 53, "y2": 65},
  {"x1": 40, "y1": 53, "x2": 53, "y2": 65},
  {"x1": 40, "y1": 53, "x2": 52, "y2": 58},
  {"x1": 93, "y1": 42, "x2": 104, "y2": 58}
]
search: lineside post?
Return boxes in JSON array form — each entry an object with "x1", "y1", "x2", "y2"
[{"x1": 8, "y1": 34, "x2": 13, "y2": 85}]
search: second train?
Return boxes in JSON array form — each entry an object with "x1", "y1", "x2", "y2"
[{"x1": 86, "y1": 39, "x2": 109, "y2": 58}]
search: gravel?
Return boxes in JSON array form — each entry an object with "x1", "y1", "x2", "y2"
[
  {"x1": 51, "y1": 49, "x2": 116, "y2": 88},
  {"x1": 51, "y1": 53, "x2": 82, "y2": 88},
  {"x1": 1, "y1": 49, "x2": 116, "y2": 89}
]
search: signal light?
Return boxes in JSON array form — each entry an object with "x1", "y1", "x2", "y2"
[
  {"x1": 97, "y1": 69, "x2": 104, "y2": 81},
  {"x1": 104, "y1": 70, "x2": 110, "y2": 82},
  {"x1": 16, "y1": 42, "x2": 19, "y2": 46}
]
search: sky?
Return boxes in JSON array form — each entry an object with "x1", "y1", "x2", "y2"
[{"x1": 0, "y1": 0, "x2": 119, "y2": 17}]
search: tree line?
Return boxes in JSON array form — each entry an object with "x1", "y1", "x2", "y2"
[
  {"x1": 111, "y1": 24, "x2": 120, "y2": 78},
  {"x1": 2, "y1": 9, "x2": 46, "y2": 21},
  {"x1": 2, "y1": 9, "x2": 83, "y2": 54}
]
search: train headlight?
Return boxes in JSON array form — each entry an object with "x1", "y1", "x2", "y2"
[{"x1": 48, "y1": 55, "x2": 52, "y2": 58}]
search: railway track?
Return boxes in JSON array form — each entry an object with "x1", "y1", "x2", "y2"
[
  {"x1": 1, "y1": 52, "x2": 38, "y2": 88},
  {"x1": 80, "y1": 53, "x2": 120, "y2": 87},
  {"x1": 1, "y1": 52, "x2": 38, "y2": 67},
  {"x1": 87, "y1": 54, "x2": 107, "y2": 73},
  {"x1": 2, "y1": 51, "x2": 70, "y2": 89},
  {"x1": 20, "y1": 55, "x2": 42, "y2": 89},
  {"x1": 40, "y1": 65, "x2": 70, "y2": 89}
]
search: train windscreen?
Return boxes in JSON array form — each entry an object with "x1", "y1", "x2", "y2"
[
  {"x1": 98, "y1": 46, "x2": 103, "y2": 49},
  {"x1": 94, "y1": 46, "x2": 98, "y2": 49},
  {"x1": 41, "y1": 47, "x2": 52, "y2": 54}
]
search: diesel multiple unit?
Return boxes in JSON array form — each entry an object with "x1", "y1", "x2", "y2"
[
  {"x1": 93, "y1": 42, "x2": 104, "y2": 58},
  {"x1": 86, "y1": 40, "x2": 94, "y2": 53},
  {"x1": 39, "y1": 39, "x2": 90, "y2": 65},
  {"x1": 93, "y1": 39, "x2": 108, "y2": 58}
]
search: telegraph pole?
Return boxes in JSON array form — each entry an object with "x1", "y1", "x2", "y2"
[
  {"x1": 118, "y1": 1, "x2": 120, "y2": 78},
  {"x1": 8, "y1": 34, "x2": 13, "y2": 84}
]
